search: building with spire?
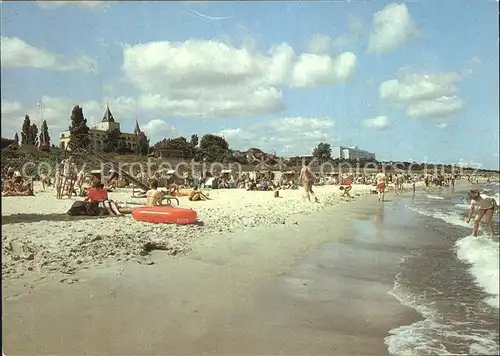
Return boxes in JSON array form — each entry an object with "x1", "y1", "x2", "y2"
[{"x1": 59, "y1": 105, "x2": 148, "y2": 152}]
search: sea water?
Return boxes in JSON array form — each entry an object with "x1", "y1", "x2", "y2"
[{"x1": 385, "y1": 184, "x2": 500, "y2": 355}]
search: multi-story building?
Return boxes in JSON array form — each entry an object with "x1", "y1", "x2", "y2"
[
  {"x1": 59, "y1": 106, "x2": 148, "y2": 152},
  {"x1": 331, "y1": 145, "x2": 376, "y2": 161}
]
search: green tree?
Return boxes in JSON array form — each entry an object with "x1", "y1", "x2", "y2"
[
  {"x1": 199, "y1": 134, "x2": 230, "y2": 162},
  {"x1": 29, "y1": 124, "x2": 39, "y2": 146},
  {"x1": 21, "y1": 115, "x2": 31, "y2": 145},
  {"x1": 312, "y1": 142, "x2": 331, "y2": 162},
  {"x1": 39, "y1": 120, "x2": 51, "y2": 151},
  {"x1": 68, "y1": 105, "x2": 90, "y2": 150},
  {"x1": 137, "y1": 136, "x2": 150, "y2": 156},
  {"x1": 190, "y1": 134, "x2": 199, "y2": 148},
  {"x1": 154, "y1": 136, "x2": 195, "y2": 158},
  {"x1": 103, "y1": 128, "x2": 121, "y2": 153},
  {"x1": 14, "y1": 133, "x2": 19, "y2": 144}
]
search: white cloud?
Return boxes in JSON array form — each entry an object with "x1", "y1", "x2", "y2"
[
  {"x1": 363, "y1": 116, "x2": 391, "y2": 130},
  {"x1": 379, "y1": 72, "x2": 465, "y2": 119},
  {"x1": 122, "y1": 39, "x2": 357, "y2": 119},
  {"x1": 141, "y1": 119, "x2": 176, "y2": 139},
  {"x1": 308, "y1": 34, "x2": 333, "y2": 54},
  {"x1": 406, "y1": 96, "x2": 464, "y2": 119},
  {"x1": 347, "y1": 16, "x2": 364, "y2": 36},
  {"x1": 217, "y1": 117, "x2": 338, "y2": 155},
  {"x1": 308, "y1": 17, "x2": 362, "y2": 56},
  {"x1": 0, "y1": 36, "x2": 97, "y2": 72},
  {"x1": 368, "y1": 3, "x2": 418, "y2": 53},
  {"x1": 291, "y1": 52, "x2": 356, "y2": 88},
  {"x1": 37, "y1": 1, "x2": 108, "y2": 10},
  {"x1": 467, "y1": 56, "x2": 481, "y2": 65}
]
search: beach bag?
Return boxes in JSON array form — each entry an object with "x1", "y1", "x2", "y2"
[
  {"x1": 67, "y1": 201, "x2": 100, "y2": 216},
  {"x1": 86, "y1": 201, "x2": 101, "y2": 216},
  {"x1": 67, "y1": 201, "x2": 89, "y2": 216}
]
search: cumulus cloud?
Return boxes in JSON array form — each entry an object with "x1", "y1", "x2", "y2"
[
  {"x1": 379, "y1": 72, "x2": 465, "y2": 120},
  {"x1": 368, "y1": 3, "x2": 418, "y2": 53},
  {"x1": 308, "y1": 34, "x2": 333, "y2": 54},
  {"x1": 141, "y1": 119, "x2": 176, "y2": 138},
  {"x1": 0, "y1": 36, "x2": 98, "y2": 72},
  {"x1": 363, "y1": 116, "x2": 391, "y2": 130},
  {"x1": 308, "y1": 17, "x2": 362, "y2": 56},
  {"x1": 37, "y1": 1, "x2": 109, "y2": 10},
  {"x1": 217, "y1": 117, "x2": 338, "y2": 155},
  {"x1": 122, "y1": 39, "x2": 356, "y2": 119}
]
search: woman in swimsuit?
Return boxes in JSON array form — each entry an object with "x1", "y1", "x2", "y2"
[{"x1": 466, "y1": 189, "x2": 498, "y2": 236}]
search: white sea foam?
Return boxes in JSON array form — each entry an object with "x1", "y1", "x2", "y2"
[
  {"x1": 426, "y1": 195, "x2": 445, "y2": 200},
  {"x1": 409, "y1": 207, "x2": 470, "y2": 228},
  {"x1": 386, "y1": 273, "x2": 500, "y2": 355},
  {"x1": 455, "y1": 235, "x2": 500, "y2": 309},
  {"x1": 454, "y1": 203, "x2": 470, "y2": 210}
]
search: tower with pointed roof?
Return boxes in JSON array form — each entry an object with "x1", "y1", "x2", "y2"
[{"x1": 94, "y1": 105, "x2": 120, "y2": 132}]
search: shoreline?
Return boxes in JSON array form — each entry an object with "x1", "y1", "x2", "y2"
[{"x1": 2, "y1": 188, "x2": 424, "y2": 355}]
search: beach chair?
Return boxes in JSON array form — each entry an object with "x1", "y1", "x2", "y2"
[{"x1": 162, "y1": 192, "x2": 179, "y2": 205}]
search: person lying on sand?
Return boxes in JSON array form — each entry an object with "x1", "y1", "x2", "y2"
[
  {"x1": 188, "y1": 186, "x2": 210, "y2": 201},
  {"x1": 2, "y1": 178, "x2": 34, "y2": 196},
  {"x1": 168, "y1": 183, "x2": 181, "y2": 197},
  {"x1": 466, "y1": 189, "x2": 498, "y2": 236},
  {"x1": 147, "y1": 180, "x2": 164, "y2": 207}
]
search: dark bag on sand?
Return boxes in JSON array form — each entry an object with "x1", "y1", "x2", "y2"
[
  {"x1": 67, "y1": 201, "x2": 89, "y2": 216},
  {"x1": 67, "y1": 201, "x2": 101, "y2": 216}
]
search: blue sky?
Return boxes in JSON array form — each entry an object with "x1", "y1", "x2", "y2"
[{"x1": 1, "y1": 1, "x2": 498, "y2": 169}]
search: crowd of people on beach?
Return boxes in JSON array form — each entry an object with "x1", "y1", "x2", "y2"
[{"x1": 1, "y1": 167, "x2": 34, "y2": 196}]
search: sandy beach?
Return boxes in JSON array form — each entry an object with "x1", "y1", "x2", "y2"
[
  {"x1": 2, "y1": 184, "x2": 423, "y2": 355},
  {"x1": 2, "y1": 183, "x2": 385, "y2": 280}
]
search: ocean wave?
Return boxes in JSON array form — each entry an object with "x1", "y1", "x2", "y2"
[
  {"x1": 385, "y1": 273, "x2": 499, "y2": 355},
  {"x1": 426, "y1": 195, "x2": 445, "y2": 200},
  {"x1": 454, "y1": 203, "x2": 470, "y2": 210},
  {"x1": 409, "y1": 207, "x2": 470, "y2": 228},
  {"x1": 386, "y1": 272, "x2": 500, "y2": 356},
  {"x1": 455, "y1": 235, "x2": 499, "y2": 309}
]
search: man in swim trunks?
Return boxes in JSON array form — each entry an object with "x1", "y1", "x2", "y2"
[
  {"x1": 299, "y1": 164, "x2": 319, "y2": 202},
  {"x1": 188, "y1": 186, "x2": 210, "y2": 201},
  {"x1": 466, "y1": 189, "x2": 498, "y2": 236},
  {"x1": 374, "y1": 169, "x2": 387, "y2": 202},
  {"x1": 147, "y1": 180, "x2": 164, "y2": 207}
]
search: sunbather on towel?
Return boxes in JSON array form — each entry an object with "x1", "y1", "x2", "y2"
[{"x1": 188, "y1": 186, "x2": 210, "y2": 201}]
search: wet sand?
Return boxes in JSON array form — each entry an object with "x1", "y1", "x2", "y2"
[{"x1": 2, "y1": 194, "x2": 421, "y2": 355}]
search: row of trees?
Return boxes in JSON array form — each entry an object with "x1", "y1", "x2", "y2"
[
  {"x1": 16, "y1": 115, "x2": 51, "y2": 150},
  {"x1": 152, "y1": 133, "x2": 233, "y2": 163}
]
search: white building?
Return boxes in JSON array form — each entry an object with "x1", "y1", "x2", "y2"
[
  {"x1": 331, "y1": 145, "x2": 376, "y2": 161},
  {"x1": 59, "y1": 106, "x2": 147, "y2": 152}
]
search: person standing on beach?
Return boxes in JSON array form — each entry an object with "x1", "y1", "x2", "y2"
[
  {"x1": 299, "y1": 164, "x2": 318, "y2": 202},
  {"x1": 374, "y1": 170, "x2": 387, "y2": 202},
  {"x1": 466, "y1": 189, "x2": 498, "y2": 236}
]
